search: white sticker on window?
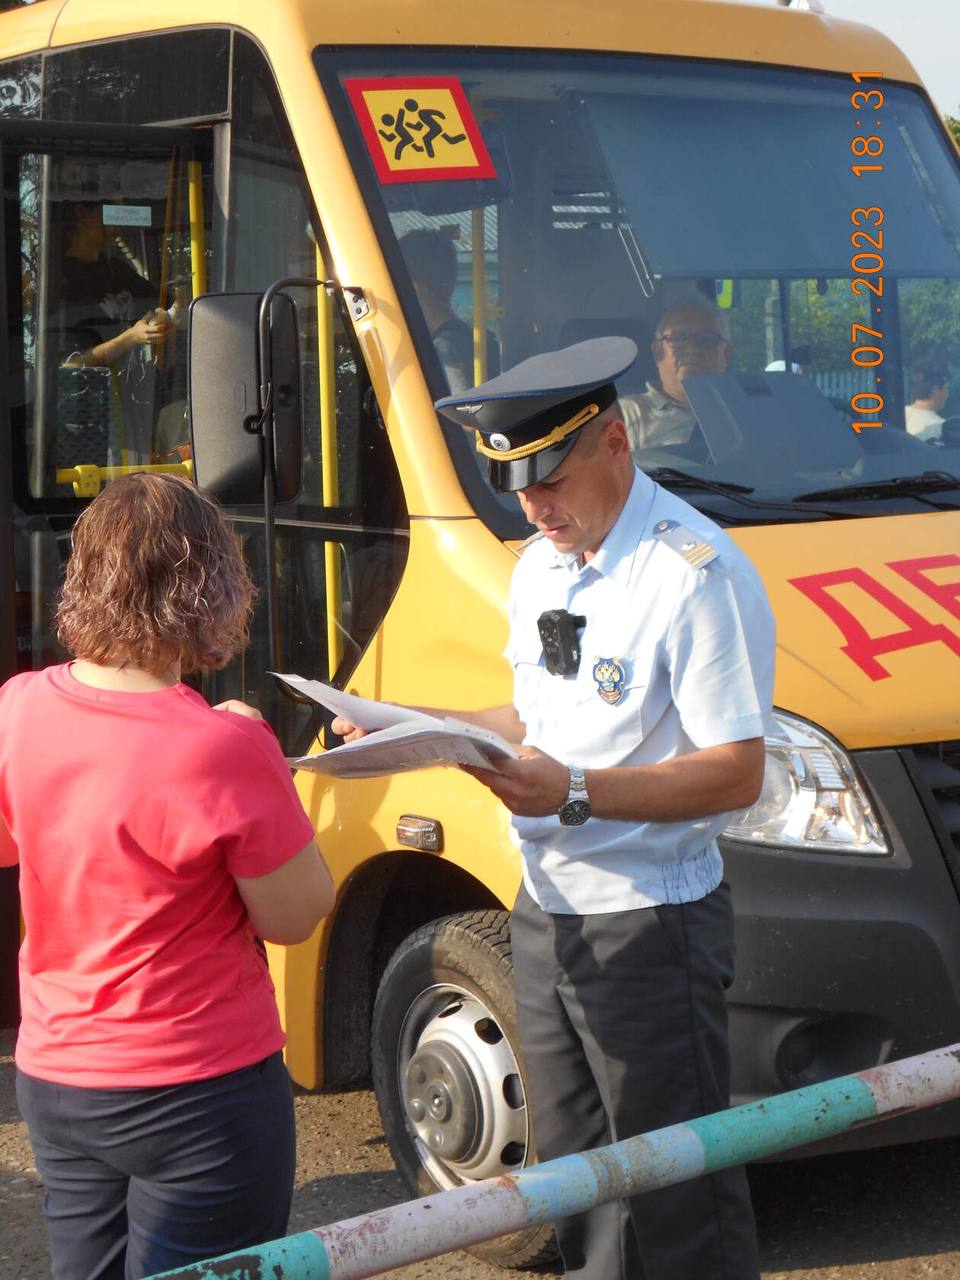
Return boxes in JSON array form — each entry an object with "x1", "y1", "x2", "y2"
[{"x1": 101, "y1": 204, "x2": 152, "y2": 228}]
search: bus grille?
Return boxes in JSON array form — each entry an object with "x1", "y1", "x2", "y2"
[{"x1": 905, "y1": 741, "x2": 960, "y2": 890}]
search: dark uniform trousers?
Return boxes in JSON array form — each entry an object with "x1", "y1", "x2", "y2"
[{"x1": 511, "y1": 880, "x2": 759, "y2": 1280}]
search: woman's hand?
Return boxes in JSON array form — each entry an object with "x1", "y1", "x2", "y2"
[{"x1": 214, "y1": 699, "x2": 264, "y2": 720}]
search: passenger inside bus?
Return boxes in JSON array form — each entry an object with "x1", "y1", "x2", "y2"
[
  {"x1": 904, "y1": 354, "x2": 950, "y2": 442},
  {"x1": 52, "y1": 197, "x2": 184, "y2": 478},
  {"x1": 58, "y1": 202, "x2": 174, "y2": 370},
  {"x1": 620, "y1": 297, "x2": 731, "y2": 456},
  {"x1": 398, "y1": 227, "x2": 500, "y2": 393},
  {"x1": 765, "y1": 344, "x2": 810, "y2": 376}
]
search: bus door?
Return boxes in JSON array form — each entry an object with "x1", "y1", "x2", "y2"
[
  {"x1": 0, "y1": 119, "x2": 212, "y2": 1026},
  {"x1": 0, "y1": 119, "x2": 212, "y2": 685}
]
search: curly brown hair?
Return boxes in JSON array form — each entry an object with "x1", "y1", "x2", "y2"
[{"x1": 56, "y1": 473, "x2": 256, "y2": 675}]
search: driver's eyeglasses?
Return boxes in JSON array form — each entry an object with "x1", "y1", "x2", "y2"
[{"x1": 657, "y1": 331, "x2": 726, "y2": 349}]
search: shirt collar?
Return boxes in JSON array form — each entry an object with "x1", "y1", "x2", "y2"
[
  {"x1": 540, "y1": 466, "x2": 658, "y2": 579},
  {"x1": 590, "y1": 465, "x2": 656, "y2": 584},
  {"x1": 541, "y1": 467, "x2": 656, "y2": 585}
]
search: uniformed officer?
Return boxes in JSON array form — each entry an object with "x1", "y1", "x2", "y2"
[{"x1": 334, "y1": 337, "x2": 775, "y2": 1280}]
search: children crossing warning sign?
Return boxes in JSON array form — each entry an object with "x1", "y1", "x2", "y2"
[{"x1": 345, "y1": 77, "x2": 496, "y2": 184}]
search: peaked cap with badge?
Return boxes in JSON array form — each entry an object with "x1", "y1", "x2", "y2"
[{"x1": 434, "y1": 336, "x2": 638, "y2": 493}]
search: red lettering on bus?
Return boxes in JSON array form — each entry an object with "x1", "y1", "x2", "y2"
[
  {"x1": 887, "y1": 554, "x2": 960, "y2": 622},
  {"x1": 789, "y1": 566, "x2": 960, "y2": 680}
]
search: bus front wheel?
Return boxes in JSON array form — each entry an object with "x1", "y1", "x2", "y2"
[{"x1": 370, "y1": 909, "x2": 557, "y2": 1269}]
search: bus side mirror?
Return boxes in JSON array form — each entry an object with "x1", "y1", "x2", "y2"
[{"x1": 187, "y1": 291, "x2": 302, "y2": 504}]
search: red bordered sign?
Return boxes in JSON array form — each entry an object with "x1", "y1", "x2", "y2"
[{"x1": 345, "y1": 76, "x2": 496, "y2": 185}]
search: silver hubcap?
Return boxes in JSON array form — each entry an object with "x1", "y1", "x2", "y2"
[{"x1": 398, "y1": 984, "x2": 528, "y2": 1187}]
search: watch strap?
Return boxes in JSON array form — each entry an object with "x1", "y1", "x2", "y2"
[{"x1": 566, "y1": 766, "x2": 588, "y2": 801}]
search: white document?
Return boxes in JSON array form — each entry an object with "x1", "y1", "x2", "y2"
[{"x1": 273, "y1": 673, "x2": 517, "y2": 779}]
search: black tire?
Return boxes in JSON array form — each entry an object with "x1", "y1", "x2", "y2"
[{"x1": 371, "y1": 909, "x2": 557, "y2": 1270}]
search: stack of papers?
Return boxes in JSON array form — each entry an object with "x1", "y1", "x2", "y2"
[{"x1": 273, "y1": 673, "x2": 517, "y2": 779}]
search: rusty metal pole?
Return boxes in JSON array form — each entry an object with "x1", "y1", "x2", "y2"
[{"x1": 146, "y1": 1041, "x2": 960, "y2": 1280}]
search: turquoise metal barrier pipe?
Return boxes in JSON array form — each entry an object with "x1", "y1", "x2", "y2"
[{"x1": 148, "y1": 1040, "x2": 960, "y2": 1280}]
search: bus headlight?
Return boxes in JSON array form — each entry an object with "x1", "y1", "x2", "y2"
[{"x1": 722, "y1": 711, "x2": 888, "y2": 855}]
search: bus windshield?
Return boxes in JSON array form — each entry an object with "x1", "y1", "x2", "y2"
[{"x1": 322, "y1": 50, "x2": 960, "y2": 528}]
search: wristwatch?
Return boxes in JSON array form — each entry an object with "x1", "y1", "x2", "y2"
[{"x1": 558, "y1": 766, "x2": 591, "y2": 826}]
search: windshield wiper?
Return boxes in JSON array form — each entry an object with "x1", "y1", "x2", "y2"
[
  {"x1": 793, "y1": 470, "x2": 960, "y2": 503},
  {"x1": 645, "y1": 467, "x2": 869, "y2": 520},
  {"x1": 644, "y1": 468, "x2": 754, "y2": 495}
]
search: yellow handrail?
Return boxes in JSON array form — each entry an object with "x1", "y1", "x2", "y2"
[
  {"x1": 471, "y1": 207, "x2": 488, "y2": 385},
  {"x1": 55, "y1": 461, "x2": 192, "y2": 499},
  {"x1": 187, "y1": 159, "x2": 207, "y2": 298},
  {"x1": 316, "y1": 245, "x2": 343, "y2": 676}
]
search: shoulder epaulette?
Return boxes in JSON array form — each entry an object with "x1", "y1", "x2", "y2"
[{"x1": 652, "y1": 519, "x2": 719, "y2": 570}]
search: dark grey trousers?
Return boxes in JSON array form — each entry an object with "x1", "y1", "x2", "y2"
[{"x1": 511, "y1": 881, "x2": 759, "y2": 1280}]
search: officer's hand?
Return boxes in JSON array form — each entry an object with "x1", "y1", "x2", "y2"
[
  {"x1": 462, "y1": 746, "x2": 569, "y2": 817},
  {"x1": 331, "y1": 716, "x2": 368, "y2": 742}
]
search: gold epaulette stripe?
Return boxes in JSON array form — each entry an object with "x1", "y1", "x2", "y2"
[
  {"x1": 475, "y1": 402, "x2": 600, "y2": 461},
  {"x1": 683, "y1": 545, "x2": 716, "y2": 568}
]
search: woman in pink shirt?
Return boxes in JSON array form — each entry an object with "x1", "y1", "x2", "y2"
[{"x1": 0, "y1": 473, "x2": 334, "y2": 1280}]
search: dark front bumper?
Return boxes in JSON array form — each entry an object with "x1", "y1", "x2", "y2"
[{"x1": 723, "y1": 740, "x2": 960, "y2": 1152}]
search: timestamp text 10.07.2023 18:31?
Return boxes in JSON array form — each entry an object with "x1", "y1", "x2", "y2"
[{"x1": 848, "y1": 70, "x2": 886, "y2": 434}]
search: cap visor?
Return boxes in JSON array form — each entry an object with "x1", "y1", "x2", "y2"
[{"x1": 487, "y1": 435, "x2": 578, "y2": 493}]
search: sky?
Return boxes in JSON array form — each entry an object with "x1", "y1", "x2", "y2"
[{"x1": 741, "y1": 0, "x2": 959, "y2": 115}]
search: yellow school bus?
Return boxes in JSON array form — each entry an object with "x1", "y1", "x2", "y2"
[{"x1": 1, "y1": 0, "x2": 959, "y2": 1265}]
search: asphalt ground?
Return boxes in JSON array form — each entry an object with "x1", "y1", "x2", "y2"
[{"x1": 3, "y1": 1029, "x2": 960, "y2": 1280}]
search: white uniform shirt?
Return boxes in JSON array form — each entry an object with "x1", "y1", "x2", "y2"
[
  {"x1": 505, "y1": 467, "x2": 776, "y2": 915},
  {"x1": 904, "y1": 404, "x2": 943, "y2": 442}
]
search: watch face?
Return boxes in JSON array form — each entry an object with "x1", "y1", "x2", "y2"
[{"x1": 559, "y1": 800, "x2": 591, "y2": 826}]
